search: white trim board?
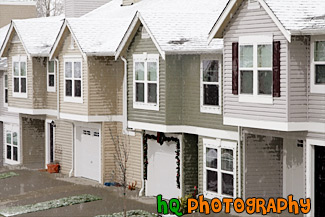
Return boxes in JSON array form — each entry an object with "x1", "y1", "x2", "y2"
[
  {"x1": 60, "y1": 113, "x2": 123, "y2": 123},
  {"x1": 128, "y1": 121, "x2": 238, "y2": 140},
  {"x1": 8, "y1": 107, "x2": 57, "y2": 116},
  {"x1": 224, "y1": 117, "x2": 325, "y2": 133},
  {"x1": 0, "y1": 116, "x2": 19, "y2": 124}
]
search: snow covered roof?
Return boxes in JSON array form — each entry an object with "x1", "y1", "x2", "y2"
[
  {"x1": 116, "y1": 12, "x2": 223, "y2": 59},
  {"x1": 0, "y1": 16, "x2": 64, "y2": 58},
  {"x1": 0, "y1": 24, "x2": 9, "y2": 70},
  {"x1": 209, "y1": 0, "x2": 325, "y2": 42},
  {"x1": 58, "y1": 0, "x2": 227, "y2": 57},
  {"x1": 264, "y1": 0, "x2": 325, "y2": 33}
]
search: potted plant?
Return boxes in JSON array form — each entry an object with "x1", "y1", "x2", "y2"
[{"x1": 47, "y1": 161, "x2": 60, "y2": 173}]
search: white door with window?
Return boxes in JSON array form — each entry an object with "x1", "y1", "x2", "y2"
[
  {"x1": 4, "y1": 124, "x2": 20, "y2": 165},
  {"x1": 75, "y1": 125, "x2": 101, "y2": 182},
  {"x1": 146, "y1": 137, "x2": 181, "y2": 199}
]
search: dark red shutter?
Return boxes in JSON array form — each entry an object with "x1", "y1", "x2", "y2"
[
  {"x1": 273, "y1": 41, "x2": 281, "y2": 97},
  {"x1": 232, "y1": 42, "x2": 239, "y2": 95}
]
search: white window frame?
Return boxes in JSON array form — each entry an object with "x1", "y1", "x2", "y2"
[
  {"x1": 4, "y1": 124, "x2": 20, "y2": 165},
  {"x1": 310, "y1": 36, "x2": 325, "y2": 94},
  {"x1": 133, "y1": 53, "x2": 159, "y2": 111},
  {"x1": 4, "y1": 72, "x2": 8, "y2": 107},
  {"x1": 203, "y1": 138, "x2": 237, "y2": 199},
  {"x1": 47, "y1": 60, "x2": 56, "y2": 92},
  {"x1": 12, "y1": 55, "x2": 27, "y2": 98},
  {"x1": 63, "y1": 57, "x2": 83, "y2": 103},
  {"x1": 238, "y1": 35, "x2": 273, "y2": 104},
  {"x1": 200, "y1": 56, "x2": 222, "y2": 114}
]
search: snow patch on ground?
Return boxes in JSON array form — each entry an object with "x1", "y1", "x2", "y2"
[
  {"x1": 0, "y1": 172, "x2": 18, "y2": 180},
  {"x1": 0, "y1": 194, "x2": 101, "y2": 217}
]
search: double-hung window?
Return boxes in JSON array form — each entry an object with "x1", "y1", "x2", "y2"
[
  {"x1": 200, "y1": 57, "x2": 221, "y2": 114},
  {"x1": 47, "y1": 60, "x2": 55, "y2": 92},
  {"x1": 203, "y1": 139, "x2": 236, "y2": 199},
  {"x1": 4, "y1": 73, "x2": 8, "y2": 106},
  {"x1": 311, "y1": 36, "x2": 325, "y2": 93},
  {"x1": 64, "y1": 58, "x2": 82, "y2": 103},
  {"x1": 12, "y1": 56, "x2": 27, "y2": 98},
  {"x1": 133, "y1": 53, "x2": 159, "y2": 110},
  {"x1": 239, "y1": 35, "x2": 273, "y2": 104},
  {"x1": 4, "y1": 124, "x2": 20, "y2": 165}
]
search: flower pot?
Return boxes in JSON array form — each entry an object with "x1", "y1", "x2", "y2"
[{"x1": 47, "y1": 163, "x2": 60, "y2": 173}]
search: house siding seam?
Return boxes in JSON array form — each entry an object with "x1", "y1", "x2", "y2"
[
  {"x1": 58, "y1": 32, "x2": 88, "y2": 115},
  {"x1": 182, "y1": 133, "x2": 198, "y2": 196},
  {"x1": 127, "y1": 26, "x2": 167, "y2": 124},
  {"x1": 223, "y1": 0, "x2": 288, "y2": 122}
]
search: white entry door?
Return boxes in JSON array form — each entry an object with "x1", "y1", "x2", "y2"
[
  {"x1": 75, "y1": 125, "x2": 101, "y2": 182},
  {"x1": 146, "y1": 138, "x2": 181, "y2": 199}
]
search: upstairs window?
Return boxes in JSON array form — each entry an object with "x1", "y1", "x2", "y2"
[
  {"x1": 12, "y1": 56, "x2": 27, "y2": 98},
  {"x1": 4, "y1": 73, "x2": 8, "y2": 106},
  {"x1": 64, "y1": 58, "x2": 82, "y2": 103},
  {"x1": 238, "y1": 35, "x2": 274, "y2": 104},
  {"x1": 47, "y1": 61, "x2": 55, "y2": 92},
  {"x1": 311, "y1": 37, "x2": 325, "y2": 93},
  {"x1": 200, "y1": 57, "x2": 221, "y2": 114},
  {"x1": 133, "y1": 53, "x2": 159, "y2": 111}
]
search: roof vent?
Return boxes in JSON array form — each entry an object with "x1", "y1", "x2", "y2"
[{"x1": 248, "y1": 0, "x2": 260, "y2": 9}]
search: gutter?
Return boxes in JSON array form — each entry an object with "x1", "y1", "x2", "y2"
[{"x1": 69, "y1": 122, "x2": 75, "y2": 177}]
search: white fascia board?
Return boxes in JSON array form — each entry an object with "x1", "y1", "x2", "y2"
[
  {"x1": 165, "y1": 49, "x2": 223, "y2": 55},
  {"x1": 208, "y1": 0, "x2": 237, "y2": 43},
  {"x1": 60, "y1": 113, "x2": 123, "y2": 123},
  {"x1": 115, "y1": 12, "x2": 139, "y2": 60},
  {"x1": 8, "y1": 107, "x2": 57, "y2": 116},
  {"x1": 49, "y1": 20, "x2": 66, "y2": 60},
  {"x1": 128, "y1": 121, "x2": 239, "y2": 141},
  {"x1": 257, "y1": 0, "x2": 291, "y2": 42},
  {"x1": 224, "y1": 116, "x2": 325, "y2": 133}
]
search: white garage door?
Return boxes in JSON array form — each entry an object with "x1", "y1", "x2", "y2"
[
  {"x1": 146, "y1": 138, "x2": 181, "y2": 199},
  {"x1": 75, "y1": 125, "x2": 101, "y2": 182}
]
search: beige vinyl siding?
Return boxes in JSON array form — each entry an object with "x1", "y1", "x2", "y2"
[
  {"x1": 46, "y1": 92, "x2": 57, "y2": 110},
  {"x1": 0, "y1": 72, "x2": 19, "y2": 119},
  {"x1": 0, "y1": 4, "x2": 36, "y2": 28},
  {"x1": 127, "y1": 26, "x2": 167, "y2": 124},
  {"x1": 54, "y1": 119, "x2": 73, "y2": 175},
  {"x1": 21, "y1": 116, "x2": 45, "y2": 169},
  {"x1": 65, "y1": 0, "x2": 111, "y2": 17},
  {"x1": 32, "y1": 57, "x2": 47, "y2": 109},
  {"x1": 88, "y1": 56, "x2": 124, "y2": 116},
  {"x1": 58, "y1": 32, "x2": 88, "y2": 115},
  {"x1": 307, "y1": 131, "x2": 325, "y2": 141},
  {"x1": 166, "y1": 54, "x2": 236, "y2": 131},
  {"x1": 101, "y1": 121, "x2": 142, "y2": 186},
  {"x1": 288, "y1": 36, "x2": 309, "y2": 122},
  {"x1": 223, "y1": 0, "x2": 288, "y2": 122},
  {"x1": 7, "y1": 33, "x2": 33, "y2": 109}
]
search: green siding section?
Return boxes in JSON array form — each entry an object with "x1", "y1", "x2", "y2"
[
  {"x1": 182, "y1": 133, "x2": 198, "y2": 196},
  {"x1": 127, "y1": 26, "x2": 167, "y2": 124}
]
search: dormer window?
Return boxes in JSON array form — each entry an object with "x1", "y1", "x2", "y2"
[
  {"x1": 311, "y1": 36, "x2": 325, "y2": 93},
  {"x1": 12, "y1": 56, "x2": 27, "y2": 98},
  {"x1": 64, "y1": 57, "x2": 83, "y2": 103}
]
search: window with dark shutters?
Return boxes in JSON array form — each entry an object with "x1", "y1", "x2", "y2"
[
  {"x1": 232, "y1": 42, "x2": 239, "y2": 95},
  {"x1": 273, "y1": 41, "x2": 281, "y2": 97}
]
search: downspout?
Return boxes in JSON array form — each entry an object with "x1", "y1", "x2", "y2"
[
  {"x1": 238, "y1": 126, "x2": 241, "y2": 198},
  {"x1": 139, "y1": 132, "x2": 144, "y2": 196},
  {"x1": 55, "y1": 58, "x2": 60, "y2": 119},
  {"x1": 69, "y1": 122, "x2": 75, "y2": 177},
  {"x1": 121, "y1": 56, "x2": 128, "y2": 134}
]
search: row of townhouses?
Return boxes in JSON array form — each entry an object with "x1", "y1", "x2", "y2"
[{"x1": 0, "y1": 0, "x2": 324, "y2": 216}]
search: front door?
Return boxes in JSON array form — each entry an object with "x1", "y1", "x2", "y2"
[{"x1": 315, "y1": 146, "x2": 325, "y2": 217}]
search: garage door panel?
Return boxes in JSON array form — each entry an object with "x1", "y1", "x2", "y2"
[{"x1": 75, "y1": 126, "x2": 101, "y2": 182}]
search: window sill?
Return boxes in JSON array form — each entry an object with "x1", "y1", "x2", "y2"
[
  {"x1": 238, "y1": 95, "x2": 273, "y2": 104},
  {"x1": 12, "y1": 93, "x2": 27, "y2": 98},
  {"x1": 204, "y1": 191, "x2": 234, "y2": 200},
  {"x1": 64, "y1": 97, "x2": 83, "y2": 104},
  {"x1": 133, "y1": 102, "x2": 159, "y2": 111},
  {"x1": 200, "y1": 105, "x2": 221, "y2": 115},
  {"x1": 310, "y1": 84, "x2": 325, "y2": 94},
  {"x1": 47, "y1": 87, "x2": 56, "y2": 92}
]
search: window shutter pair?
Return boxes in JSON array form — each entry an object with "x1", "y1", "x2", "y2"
[{"x1": 232, "y1": 41, "x2": 281, "y2": 97}]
